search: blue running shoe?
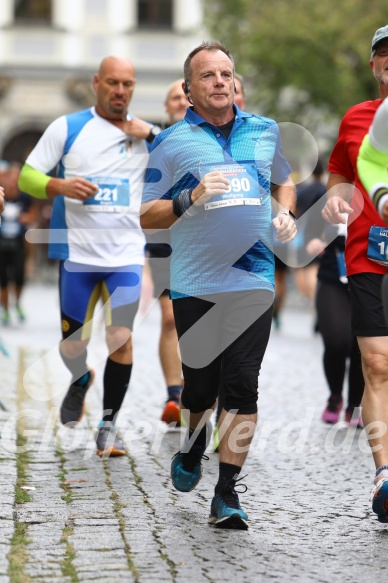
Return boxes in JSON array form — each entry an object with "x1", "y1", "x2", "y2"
[
  {"x1": 371, "y1": 475, "x2": 388, "y2": 523},
  {"x1": 171, "y1": 445, "x2": 208, "y2": 492},
  {"x1": 209, "y1": 477, "x2": 248, "y2": 530}
]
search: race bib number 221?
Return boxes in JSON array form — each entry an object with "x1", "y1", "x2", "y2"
[{"x1": 83, "y1": 177, "x2": 130, "y2": 211}]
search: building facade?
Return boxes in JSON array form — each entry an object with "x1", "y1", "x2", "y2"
[{"x1": 0, "y1": 0, "x2": 203, "y2": 162}]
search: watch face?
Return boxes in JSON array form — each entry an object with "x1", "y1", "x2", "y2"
[{"x1": 151, "y1": 125, "x2": 162, "y2": 136}]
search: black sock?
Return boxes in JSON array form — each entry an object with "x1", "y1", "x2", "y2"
[
  {"x1": 60, "y1": 350, "x2": 88, "y2": 385},
  {"x1": 102, "y1": 359, "x2": 132, "y2": 423},
  {"x1": 181, "y1": 423, "x2": 210, "y2": 471},
  {"x1": 215, "y1": 462, "x2": 241, "y2": 492},
  {"x1": 167, "y1": 385, "x2": 182, "y2": 402},
  {"x1": 188, "y1": 422, "x2": 210, "y2": 450}
]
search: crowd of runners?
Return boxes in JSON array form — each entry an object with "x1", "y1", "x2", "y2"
[{"x1": 2, "y1": 25, "x2": 388, "y2": 531}]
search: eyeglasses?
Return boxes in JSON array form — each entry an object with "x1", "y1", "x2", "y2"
[{"x1": 374, "y1": 46, "x2": 388, "y2": 57}]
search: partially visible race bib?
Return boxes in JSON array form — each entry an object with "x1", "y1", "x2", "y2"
[
  {"x1": 335, "y1": 251, "x2": 348, "y2": 283},
  {"x1": 367, "y1": 225, "x2": 388, "y2": 266},
  {"x1": 83, "y1": 177, "x2": 130, "y2": 212},
  {"x1": 201, "y1": 163, "x2": 263, "y2": 210}
]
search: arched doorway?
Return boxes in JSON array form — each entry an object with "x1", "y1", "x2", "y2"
[
  {"x1": 2, "y1": 130, "x2": 43, "y2": 164},
  {"x1": 1, "y1": 129, "x2": 56, "y2": 281}
]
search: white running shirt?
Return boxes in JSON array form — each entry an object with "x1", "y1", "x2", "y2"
[{"x1": 26, "y1": 107, "x2": 148, "y2": 267}]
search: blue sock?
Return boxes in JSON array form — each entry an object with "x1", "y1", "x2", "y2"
[
  {"x1": 167, "y1": 385, "x2": 182, "y2": 401},
  {"x1": 376, "y1": 465, "x2": 388, "y2": 478}
]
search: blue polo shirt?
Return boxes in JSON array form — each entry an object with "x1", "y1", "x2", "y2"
[{"x1": 142, "y1": 105, "x2": 291, "y2": 299}]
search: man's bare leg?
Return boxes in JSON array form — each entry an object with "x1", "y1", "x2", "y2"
[
  {"x1": 159, "y1": 295, "x2": 182, "y2": 424},
  {"x1": 218, "y1": 409, "x2": 257, "y2": 467},
  {"x1": 358, "y1": 335, "x2": 388, "y2": 521},
  {"x1": 358, "y1": 336, "x2": 388, "y2": 468}
]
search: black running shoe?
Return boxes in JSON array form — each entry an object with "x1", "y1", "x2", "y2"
[{"x1": 60, "y1": 369, "x2": 95, "y2": 426}]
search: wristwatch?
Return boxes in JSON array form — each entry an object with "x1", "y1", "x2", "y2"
[
  {"x1": 277, "y1": 209, "x2": 296, "y2": 219},
  {"x1": 146, "y1": 125, "x2": 162, "y2": 144}
]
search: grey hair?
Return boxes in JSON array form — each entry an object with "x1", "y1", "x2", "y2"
[{"x1": 183, "y1": 41, "x2": 234, "y2": 83}]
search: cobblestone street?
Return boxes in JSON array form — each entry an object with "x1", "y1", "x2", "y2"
[{"x1": 0, "y1": 282, "x2": 386, "y2": 582}]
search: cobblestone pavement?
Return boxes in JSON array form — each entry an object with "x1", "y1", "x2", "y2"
[{"x1": 0, "y1": 282, "x2": 386, "y2": 583}]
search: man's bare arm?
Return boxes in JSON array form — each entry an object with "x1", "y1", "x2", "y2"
[
  {"x1": 271, "y1": 178, "x2": 297, "y2": 243},
  {"x1": 47, "y1": 177, "x2": 98, "y2": 201},
  {"x1": 140, "y1": 170, "x2": 229, "y2": 229},
  {"x1": 19, "y1": 164, "x2": 98, "y2": 201},
  {"x1": 140, "y1": 199, "x2": 177, "y2": 229},
  {"x1": 327, "y1": 173, "x2": 353, "y2": 199},
  {"x1": 270, "y1": 178, "x2": 296, "y2": 214},
  {"x1": 322, "y1": 173, "x2": 354, "y2": 224}
]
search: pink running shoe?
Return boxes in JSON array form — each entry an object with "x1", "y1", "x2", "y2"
[
  {"x1": 345, "y1": 407, "x2": 364, "y2": 428},
  {"x1": 321, "y1": 398, "x2": 343, "y2": 424}
]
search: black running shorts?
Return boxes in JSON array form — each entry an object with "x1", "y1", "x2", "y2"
[{"x1": 348, "y1": 272, "x2": 388, "y2": 337}]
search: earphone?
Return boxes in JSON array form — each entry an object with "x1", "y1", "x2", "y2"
[{"x1": 234, "y1": 83, "x2": 237, "y2": 93}]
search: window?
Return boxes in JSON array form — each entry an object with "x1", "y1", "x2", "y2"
[
  {"x1": 138, "y1": 0, "x2": 172, "y2": 29},
  {"x1": 15, "y1": 0, "x2": 52, "y2": 23},
  {"x1": 85, "y1": 0, "x2": 105, "y2": 15}
]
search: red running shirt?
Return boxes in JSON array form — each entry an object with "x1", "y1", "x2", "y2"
[{"x1": 328, "y1": 99, "x2": 387, "y2": 276}]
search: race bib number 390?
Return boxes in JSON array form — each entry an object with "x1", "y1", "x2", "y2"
[
  {"x1": 201, "y1": 163, "x2": 262, "y2": 210},
  {"x1": 83, "y1": 177, "x2": 130, "y2": 212}
]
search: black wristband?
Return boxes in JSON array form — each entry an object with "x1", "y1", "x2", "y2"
[
  {"x1": 172, "y1": 189, "x2": 194, "y2": 217},
  {"x1": 373, "y1": 188, "x2": 388, "y2": 211}
]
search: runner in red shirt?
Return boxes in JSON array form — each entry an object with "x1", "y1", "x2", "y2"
[{"x1": 322, "y1": 25, "x2": 388, "y2": 523}]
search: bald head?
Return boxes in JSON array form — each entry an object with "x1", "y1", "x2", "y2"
[
  {"x1": 97, "y1": 55, "x2": 136, "y2": 78},
  {"x1": 164, "y1": 79, "x2": 189, "y2": 124},
  {"x1": 93, "y1": 55, "x2": 137, "y2": 120}
]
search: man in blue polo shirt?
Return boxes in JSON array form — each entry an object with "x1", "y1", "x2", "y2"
[{"x1": 141, "y1": 41, "x2": 296, "y2": 530}]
